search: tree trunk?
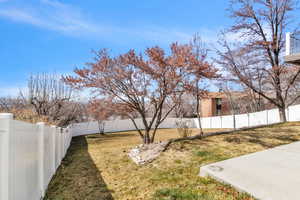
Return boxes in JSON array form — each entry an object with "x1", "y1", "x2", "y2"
[
  {"x1": 97, "y1": 120, "x2": 105, "y2": 135},
  {"x1": 279, "y1": 107, "x2": 287, "y2": 122},
  {"x1": 197, "y1": 114, "x2": 203, "y2": 135},
  {"x1": 143, "y1": 130, "x2": 151, "y2": 144},
  {"x1": 196, "y1": 93, "x2": 203, "y2": 135}
]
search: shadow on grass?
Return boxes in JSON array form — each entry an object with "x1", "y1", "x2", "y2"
[
  {"x1": 86, "y1": 133, "x2": 134, "y2": 139},
  {"x1": 44, "y1": 136, "x2": 114, "y2": 200},
  {"x1": 224, "y1": 124, "x2": 300, "y2": 148}
]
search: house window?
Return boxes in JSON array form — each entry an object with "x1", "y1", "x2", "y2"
[{"x1": 216, "y1": 98, "x2": 222, "y2": 115}]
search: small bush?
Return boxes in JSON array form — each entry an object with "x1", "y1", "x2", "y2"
[{"x1": 175, "y1": 119, "x2": 192, "y2": 138}]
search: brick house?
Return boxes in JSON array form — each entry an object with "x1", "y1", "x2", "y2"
[
  {"x1": 200, "y1": 91, "x2": 274, "y2": 117},
  {"x1": 200, "y1": 92, "x2": 231, "y2": 117}
]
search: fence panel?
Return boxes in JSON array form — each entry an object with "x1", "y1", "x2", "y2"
[
  {"x1": 54, "y1": 127, "x2": 60, "y2": 169},
  {"x1": 249, "y1": 111, "x2": 267, "y2": 127},
  {"x1": 287, "y1": 104, "x2": 300, "y2": 121},
  {"x1": 43, "y1": 126, "x2": 54, "y2": 189},
  {"x1": 221, "y1": 115, "x2": 234, "y2": 128},
  {"x1": 0, "y1": 113, "x2": 72, "y2": 200},
  {"x1": 201, "y1": 117, "x2": 211, "y2": 129},
  {"x1": 9, "y1": 120, "x2": 40, "y2": 200},
  {"x1": 0, "y1": 113, "x2": 12, "y2": 200},
  {"x1": 235, "y1": 113, "x2": 249, "y2": 129},
  {"x1": 267, "y1": 109, "x2": 280, "y2": 124},
  {"x1": 211, "y1": 116, "x2": 222, "y2": 128}
]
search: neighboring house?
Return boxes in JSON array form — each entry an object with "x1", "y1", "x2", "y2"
[
  {"x1": 200, "y1": 92, "x2": 231, "y2": 117},
  {"x1": 285, "y1": 32, "x2": 300, "y2": 64},
  {"x1": 200, "y1": 91, "x2": 270, "y2": 117}
]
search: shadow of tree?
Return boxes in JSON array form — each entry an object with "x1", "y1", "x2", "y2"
[
  {"x1": 86, "y1": 133, "x2": 134, "y2": 139},
  {"x1": 44, "y1": 136, "x2": 114, "y2": 200},
  {"x1": 224, "y1": 126, "x2": 300, "y2": 149}
]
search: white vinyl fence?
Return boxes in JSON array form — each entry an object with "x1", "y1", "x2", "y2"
[
  {"x1": 70, "y1": 104, "x2": 300, "y2": 137},
  {"x1": 1, "y1": 104, "x2": 300, "y2": 200},
  {"x1": 70, "y1": 118, "x2": 197, "y2": 137},
  {"x1": 0, "y1": 113, "x2": 72, "y2": 200}
]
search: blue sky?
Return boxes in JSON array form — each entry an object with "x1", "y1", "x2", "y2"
[{"x1": 0, "y1": 0, "x2": 297, "y2": 96}]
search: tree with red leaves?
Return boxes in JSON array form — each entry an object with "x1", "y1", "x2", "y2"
[
  {"x1": 64, "y1": 42, "x2": 218, "y2": 144},
  {"x1": 87, "y1": 98, "x2": 114, "y2": 134}
]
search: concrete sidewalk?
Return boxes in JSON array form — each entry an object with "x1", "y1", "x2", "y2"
[{"x1": 200, "y1": 141, "x2": 300, "y2": 200}]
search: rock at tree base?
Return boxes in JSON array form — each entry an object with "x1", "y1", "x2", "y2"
[{"x1": 128, "y1": 142, "x2": 168, "y2": 165}]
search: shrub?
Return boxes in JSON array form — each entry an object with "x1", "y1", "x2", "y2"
[{"x1": 175, "y1": 119, "x2": 192, "y2": 138}]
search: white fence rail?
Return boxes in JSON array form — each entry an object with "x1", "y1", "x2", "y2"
[
  {"x1": 0, "y1": 113, "x2": 72, "y2": 200},
  {"x1": 70, "y1": 104, "x2": 300, "y2": 137}
]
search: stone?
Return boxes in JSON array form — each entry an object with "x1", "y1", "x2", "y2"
[{"x1": 128, "y1": 142, "x2": 168, "y2": 165}]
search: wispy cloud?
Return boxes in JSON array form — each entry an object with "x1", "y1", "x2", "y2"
[
  {"x1": 0, "y1": 0, "x2": 109, "y2": 36},
  {"x1": 0, "y1": 0, "x2": 202, "y2": 45}
]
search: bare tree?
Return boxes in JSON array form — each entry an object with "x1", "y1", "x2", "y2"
[
  {"x1": 218, "y1": 0, "x2": 300, "y2": 122},
  {"x1": 0, "y1": 96, "x2": 26, "y2": 112},
  {"x1": 28, "y1": 73, "x2": 84, "y2": 126},
  {"x1": 185, "y1": 35, "x2": 219, "y2": 135},
  {"x1": 28, "y1": 73, "x2": 72, "y2": 116},
  {"x1": 55, "y1": 101, "x2": 87, "y2": 127}
]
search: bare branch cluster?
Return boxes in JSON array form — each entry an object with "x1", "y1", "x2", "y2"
[
  {"x1": 26, "y1": 73, "x2": 86, "y2": 126},
  {"x1": 218, "y1": 0, "x2": 300, "y2": 122}
]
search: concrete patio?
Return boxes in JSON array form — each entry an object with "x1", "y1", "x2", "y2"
[{"x1": 200, "y1": 141, "x2": 300, "y2": 200}]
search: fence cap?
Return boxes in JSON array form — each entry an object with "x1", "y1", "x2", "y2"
[
  {"x1": 36, "y1": 122, "x2": 45, "y2": 125},
  {"x1": 0, "y1": 113, "x2": 13, "y2": 119}
]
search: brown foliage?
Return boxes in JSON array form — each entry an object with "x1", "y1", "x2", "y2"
[{"x1": 64, "y1": 42, "x2": 218, "y2": 144}]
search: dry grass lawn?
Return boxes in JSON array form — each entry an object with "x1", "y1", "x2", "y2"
[{"x1": 44, "y1": 122, "x2": 300, "y2": 200}]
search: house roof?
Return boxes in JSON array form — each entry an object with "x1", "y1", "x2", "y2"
[
  {"x1": 204, "y1": 92, "x2": 227, "y2": 99},
  {"x1": 203, "y1": 91, "x2": 248, "y2": 99}
]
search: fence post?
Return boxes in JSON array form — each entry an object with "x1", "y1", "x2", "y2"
[
  {"x1": 57, "y1": 127, "x2": 61, "y2": 165},
  {"x1": 0, "y1": 113, "x2": 13, "y2": 200},
  {"x1": 60, "y1": 128, "x2": 63, "y2": 161},
  {"x1": 62, "y1": 128, "x2": 65, "y2": 157},
  {"x1": 37, "y1": 122, "x2": 45, "y2": 197},
  {"x1": 68, "y1": 125, "x2": 72, "y2": 138},
  {"x1": 68, "y1": 128, "x2": 71, "y2": 147},
  {"x1": 247, "y1": 113, "x2": 250, "y2": 127},
  {"x1": 266, "y1": 110, "x2": 269, "y2": 125},
  {"x1": 51, "y1": 125, "x2": 56, "y2": 173},
  {"x1": 233, "y1": 114, "x2": 236, "y2": 130}
]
